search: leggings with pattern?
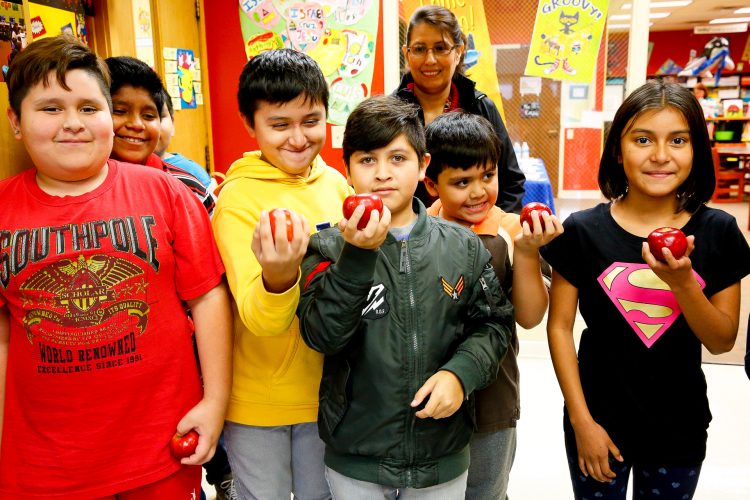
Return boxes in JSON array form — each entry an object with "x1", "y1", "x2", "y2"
[{"x1": 565, "y1": 437, "x2": 702, "y2": 500}]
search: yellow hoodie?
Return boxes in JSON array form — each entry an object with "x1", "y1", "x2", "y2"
[{"x1": 212, "y1": 152, "x2": 352, "y2": 425}]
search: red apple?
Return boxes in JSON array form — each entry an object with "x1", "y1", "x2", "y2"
[
  {"x1": 170, "y1": 429, "x2": 199, "y2": 459},
  {"x1": 647, "y1": 227, "x2": 687, "y2": 262},
  {"x1": 520, "y1": 202, "x2": 552, "y2": 230},
  {"x1": 342, "y1": 193, "x2": 384, "y2": 229},
  {"x1": 268, "y1": 208, "x2": 293, "y2": 243}
]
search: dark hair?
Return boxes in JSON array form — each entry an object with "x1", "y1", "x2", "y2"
[
  {"x1": 237, "y1": 49, "x2": 328, "y2": 126},
  {"x1": 105, "y1": 56, "x2": 165, "y2": 112},
  {"x1": 7, "y1": 34, "x2": 111, "y2": 118},
  {"x1": 599, "y1": 80, "x2": 714, "y2": 213},
  {"x1": 425, "y1": 112, "x2": 502, "y2": 180},
  {"x1": 406, "y1": 5, "x2": 467, "y2": 75},
  {"x1": 343, "y1": 95, "x2": 426, "y2": 168},
  {"x1": 160, "y1": 88, "x2": 174, "y2": 119}
]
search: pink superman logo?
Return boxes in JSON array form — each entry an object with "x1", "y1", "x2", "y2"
[{"x1": 598, "y1": 263, "x2": 705, "y2": 348}]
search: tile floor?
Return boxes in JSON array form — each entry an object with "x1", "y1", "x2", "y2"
[{"x1": 205, "y1": 198, "x2": 750, "y2": 499}]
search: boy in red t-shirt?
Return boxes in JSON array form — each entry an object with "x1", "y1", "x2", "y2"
[{"x1": 0, "y1": 35, "x2": 232, "y2": 499}]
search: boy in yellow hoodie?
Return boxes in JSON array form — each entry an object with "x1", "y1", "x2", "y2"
[{"x1": 211, "y1": 49, "x2": 351, "y2": 499}]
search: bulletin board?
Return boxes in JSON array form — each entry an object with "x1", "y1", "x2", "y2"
[{"x1": 239, "y1": 1, "x2": 380, "y2": 125}]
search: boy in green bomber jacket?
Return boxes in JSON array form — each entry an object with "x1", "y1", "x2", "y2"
[{"x1": 297, "y1": 95, "x2": 514, "y2": 498}]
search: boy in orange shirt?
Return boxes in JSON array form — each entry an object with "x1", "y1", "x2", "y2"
[{"x1": 423, "y1": 112, "x2": 563, "y2": 499}]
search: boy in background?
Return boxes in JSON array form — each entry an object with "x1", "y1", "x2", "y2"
[
  {"x1": 155, "y1": 90, "x2": 213, "y2": 189},
  {"x1": 106, "y1": 59, "x2": 229, "y2": 499},
  {"x1": 297, "y1": 95, "x2": 514, "y2": 498},
  {"x1": 0, "y1": 35, "x2": 231, "y2": 498},
  {"x1": 104, "y1": 56, "x2": 215, "y2": 215},
  {"x1": 423, "y1": 112, "x2": 563, "y2": 499},
  {"x1": 211, "y1": 49, "x2": 351, "y2": 499}
]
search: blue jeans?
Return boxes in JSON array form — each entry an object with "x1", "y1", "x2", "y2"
[
  {"x1": 565, "y1": 437, "x2": 702, "y2": 499},
  {"x1": 325, "y1": 467, "x2": 468, "y2": 500},
  {"x1": 466, "y1": 427, "x2": 517, "y2": 500},
  {"x1": 224, "y1": 421, "x2": 330, "y2": 500}
]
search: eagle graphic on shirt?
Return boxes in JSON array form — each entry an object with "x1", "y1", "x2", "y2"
[
  {"x1": 19, "y1": 254, "x2": 150, "y2": 345},
  {"x1": 598, "y1": 263, "x2": 705, "y2": 348}
]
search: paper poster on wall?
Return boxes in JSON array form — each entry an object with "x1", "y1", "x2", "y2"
[
  {"x1": 0, "y1": 0, "x2": 26, "y2": 83},
  {"x1": 239, "y1": 1, "x2": 380, "y2": 125},
  {"x1": 524, "y1": 0, "x2": 608, "y2": 83},
  {"x1": 28, "y1": 1, "x2": 87, "y2": 44},
  {"x1": 132, "y1": 0, "x2": 154, "y2": 68},
  {"x1": 176, "y1": 48, "x2": 197, "y2": 109},
  {"x1": 402, "y1": 0, "x2": 505, "y2": 119},
  {"x1": 521, "y1": 101, "x2": 540, "y2": 118},
  {"x1": 520, "y1": 76, "x2": 542, "y2": 96}
]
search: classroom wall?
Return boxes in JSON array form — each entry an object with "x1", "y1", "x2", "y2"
[
  {"x1": 203, "y1": 2, "x2": 386, "y2": 175},
  {"x1": 607, "y1": 29, "x2": 749, "y2": 78}
]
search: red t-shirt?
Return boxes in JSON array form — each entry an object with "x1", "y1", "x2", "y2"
[{"x1": 0, "y1": 160, "x2": 224, "y2": 498}]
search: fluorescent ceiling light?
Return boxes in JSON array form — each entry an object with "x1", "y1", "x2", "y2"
[
  {"x1": 735, "y1": 8, "x2": 750, "y2": 14},
  {"x1": 610, "y1": 12, "x2": 670, "y2": 20},
  {"x1": 623, "y1": 1, "x2": 691, "y2": 8},
  {"x1": 709, "y1": 17, "x2": 750, "y2": 24},
  {"x1": 606, "y1": 22, "x2": 654, "y2": 29}
]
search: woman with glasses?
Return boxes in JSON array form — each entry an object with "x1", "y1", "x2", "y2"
[{"x1": 394, "y1": 5, "x2": 526, "y2": 215}]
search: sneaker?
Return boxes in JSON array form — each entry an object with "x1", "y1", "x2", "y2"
[
  {"x1": 562, "y1": 58, "x2": 577, "y2": 75},
  {"x1": 215, "y1": 473, "x2": 237, "y2": 500},
  {"x1": 543, "y1": 60, "x2": 560, "y2": 74}
]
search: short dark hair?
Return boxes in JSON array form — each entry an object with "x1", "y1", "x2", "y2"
[
  {"x1": 343, "y1": 95, "x2": 426, "y2": 168},
  {"x1": 237, "y1": 49, "x2": 328, "y2": 126},
  {"x1": 105, "y1": 56, "x2": 165, "y2": 112},
  {"x1": 160, "y1": 88, "x2": 174, "y2": 119},
  {"x1": 425, "y1": 112, "x2": 502, "y2": 181},
  {"x1": 7, "y1": 34, "x2": 111, "y2": 118},
  {"x1": 599, "y1": 80, "x2": 714, "y2": 213},
  {"x1": 406, "y1": 5, "x2": 467, "y2": 75}
]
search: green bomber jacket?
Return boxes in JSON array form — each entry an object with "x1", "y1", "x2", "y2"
[{"x1": 297, "y1": 199, "x2": 514, "y2": 489}]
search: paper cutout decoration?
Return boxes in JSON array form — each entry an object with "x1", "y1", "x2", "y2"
[
  {"x1": 524, "y1": 0, "x2": 609, "y2": 83},
  {"x1": 328, "y1": 77, "x2": 368, "y2": 125},
  {"x1": 285, "y1": 3, "x2": 325, "y2": 52},
  {"x1": 30, "y1": 16, "x2": 46, "y2": 38},
  {"x1": 176, "y1": 48, "x2": 197, "y2": 109},
  {"x1": 307, "y1": 28, "x2": 346, "y2": 76},
  {"x1": 245, "y1": 0, "x2": 281, "y2": 29},
  {"x1": 245, "y1": 30, "x2": 284, "y2": 59},
  {"x1": 333, "y1": 0, "x2": 371, "y2": 25}
]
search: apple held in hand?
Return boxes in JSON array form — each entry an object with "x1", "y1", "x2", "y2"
[
  {"x1": 647, "y1": 227, "x2": 687, "y2": 262},
  {"x1": 268, "y1": 208, "x2": 293, "y2": 243},
  {"x1": 343, "y1": 193, "x2": 384, "y2": 230},
  {"x1": 520, "y1": 202, "x2": 552, "y2": 230},
  {"x1": 170, "y1": 429, "x2": 199, "y2": 459}
]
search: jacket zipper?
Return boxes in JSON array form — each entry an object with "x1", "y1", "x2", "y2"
[{"x1": 400, "y1": 240, "x2": 417, "y2": 487}]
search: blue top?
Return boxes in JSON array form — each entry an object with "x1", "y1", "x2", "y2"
[{"x1": 164, "y1": 153, "x2": 212, "y2": 188}]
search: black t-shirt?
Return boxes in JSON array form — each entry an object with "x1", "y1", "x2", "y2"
[{"x1": 541, "y1": 203, "x2": 750, "y2": 465}]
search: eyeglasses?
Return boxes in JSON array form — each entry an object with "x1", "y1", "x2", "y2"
[{"x1": 406, "y1": 44, "x2": 457, "y2": 59}]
